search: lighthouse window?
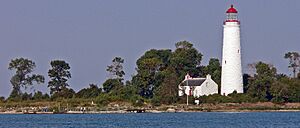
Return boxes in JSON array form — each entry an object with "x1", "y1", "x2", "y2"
[
  {"x1": 238, "y1": 50, "x2": 239, "y2": 53},
  {"x1": 225, "y1": 60, "x2": 226, "y2": 64},
  {"x1": 227, "y1": 13, "x2": 237, "y2": 20}
]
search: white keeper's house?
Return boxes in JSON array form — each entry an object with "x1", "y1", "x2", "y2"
[{"x1": 178, "y1": 74, "x2": 218, "y2": 97}]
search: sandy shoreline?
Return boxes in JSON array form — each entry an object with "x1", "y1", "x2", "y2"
[
  {"x1": 0, "y1": 109, "x2": 300, "y2": 114},
  {"x1": 1, "y1": 102, "x2": 300, "y2": 114}
]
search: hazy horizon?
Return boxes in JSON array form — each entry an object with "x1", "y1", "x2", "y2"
[{"x1": 1, "y1": 0, "x2": 299, "y2": 97}]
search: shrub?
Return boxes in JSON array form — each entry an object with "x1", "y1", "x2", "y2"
[{"x1": 96, "y1": 94, "x2": 111, "y2": 106}]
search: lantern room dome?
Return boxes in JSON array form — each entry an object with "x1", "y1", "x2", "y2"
[{"x1": 226, "y1": 5, "x2": 238, "y2": 13}]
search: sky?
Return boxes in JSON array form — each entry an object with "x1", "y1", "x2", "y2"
[{"x1": 0, "y1": 0, "x2": 299, "y2": 97}]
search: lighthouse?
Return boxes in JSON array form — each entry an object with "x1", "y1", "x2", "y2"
[{"x1": 221, "y1": 5, "x2": 243, "y2": 95}]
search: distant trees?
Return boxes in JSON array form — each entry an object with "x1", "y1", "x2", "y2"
[
  {"x1": 247, "y1": 62, "x2": 277, "y2": 101},
  {"x1": 95, "y1": 56, "x2": 145, "y2": 106},
  {"x1": 244, "y1": 61, "x2": 300, "y2": 103},
  {"x1": 8, "y1": 58, "x2": 45, "y2": 100},
  {"x1": 106, "y1": 57, "x2": 125, "y2": 81},
  {"x1": 152, "y1": 67, "x2": 178, "y2": 105},
  {"x1": 48, "y1": 60, "x2": 73, "y2": 98},
  {"x1": 132, "y1": 49, "x2": 172, "y2": 98},
  {"x1": 76, "y1": 84, "x2": 102, "y2": 98},
  {"x1": 170, "y1": 41, "x2": 203, "y2": 78},
  {"x1": 132, "y1": 40, "x2": 203, "y2": 104},
  {"x1": 103, "y1": 57, "x2": 126, "y2": 93},
  {"x1": 102, "y1": 79, "x2": 122, "y2": 93},
  {"x1": 270, "y1": 77, "x2": 290, "y2": 102},
  {"x1": 0, "y1": 97, "x2": 5, "y2": 103},
  {"x1": 32, "y1": 91, "x2": 50, "y2": 100},
  {"x1": 284, "y1": 52, "x2": 300, "y2": 78},
  {"x1": 3, "y1": 44, "x2": 300, "y2": 107}
]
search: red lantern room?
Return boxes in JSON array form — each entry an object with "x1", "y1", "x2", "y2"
[{"x1": 225, "y1": 5, "x2": 239, "y2": 23}]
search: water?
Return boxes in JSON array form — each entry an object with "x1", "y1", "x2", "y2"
[{"x1": 0, "y1": 112, "x2": 299, "y2": 128}]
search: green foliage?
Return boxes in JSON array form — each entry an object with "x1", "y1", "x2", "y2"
[
  {"x1": 102, "y1": 79, "x2": 123, "y2": 93},
  {"x1": 199, "y1": 93, "x2": 256, "y2": 104},
  {"x1": 133, "y1": 49, "x2": 172, "y2": 98},
  {"x1": 51, "y1": 87, "x2": 75, "y2": 99},
  {"x1": 117, "y1": 85, "x2": 138, "y2": 101},
  {"x1": 8, "y1": 58, "x2": 45, "y2": 100},
  {"x1": 95, "y1": 93, "x2": 111, "y2": 106},
  {"x1": 284, "y1": 52, "x2": 300, "y2": 78},
  {"x1": 0, "y1": 97, "x2": 5, "y2": 103},
  {"x1": 152, "y1": 67, "x2": 178, "y2": 105},
  {"x1": 132, "y1": 41, "x2": 203, "y2": 102},
  {"x1": 277, "y1": 74, "x2": 300, "y2": 101},
  {"x1": 132, "y1": 97, "x2": 144, "y2": 107},
  {"x1": 199, "y1": 94, "x2": 231, "y2": 103},
  {"x1": 243, "y1": 74, "x2": 251, "y2": 93},
  {"x1": 132, "y1": 41, "x2": 203, "y2": 100},
  {"x1": 203, "y1": 58, "x2": 221, "y2": 93},
  {"x1": 76, "y1": 84, "x2": 102, "y2": 98},
  {"x1": 95, "y1": 83, "x2": 142, "y2": 106},
  {"x1": 107, "y1": 57, "x2": 125, "y2": 80},
  {"x1": 269, "y1": 76, "x2": 289, "y2": 103},
  {"x1": 4, "y1": 43, "x2": 300, "y2": 108},
  {"x1": 244, "y1": 60, "x2": 300, "y2": 103},
  {"x1": 170, "y1": 41, "x2": 203, "y2": 79},
  {"x1": 228, "y1": 92, "x2": 257, "y2": 103},
  {"x1": 33, "y1": 91, "x2": 50, "y2": 101},
  {"x1": 7, "y1": 91, "x2": 49, "y2": 102},
  {"x1": 8, "y1": 88, "x2": 22, "y2": 101},
  {"x1": 247, "y1": 62, "x2": 277, "y2": 101},
  {"x1": 21, "y1": 92, "x2": 33, "y2": 100},
  {"x1": 288, "y1": 80, "x2": 300, "y2": 102},
  {"x1": 48, "y1": 60, "x2": 71, "y2": 95}
]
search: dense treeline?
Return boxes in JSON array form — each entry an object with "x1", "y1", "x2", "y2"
[{"x1": 1, "y1": 41, "x2": 300, "y2": 106}]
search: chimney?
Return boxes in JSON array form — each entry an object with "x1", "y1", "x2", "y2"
[{"x1": 206, "y1": 74, "x2": 211, "y2": 79}]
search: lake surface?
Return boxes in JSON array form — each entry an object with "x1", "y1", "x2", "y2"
[{"x1": 0, "y1": 112, "x2": 299, "y2": 128}]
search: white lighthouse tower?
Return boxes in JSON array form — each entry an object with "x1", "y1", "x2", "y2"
[{"x1": 221, "y1": 5, "x2": 243, "y2": 95}]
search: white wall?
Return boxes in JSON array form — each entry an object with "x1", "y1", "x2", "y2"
[
  {"x1": 221, "y1": 22, "x2": 243, "y2": 95},
  {"x1": 193, "y1": 78, "x2": 218, "y2": 97}
]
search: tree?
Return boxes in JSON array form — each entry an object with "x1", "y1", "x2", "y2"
[
  {"x1": 0, "y1": 97, "x2": 5, "y2": 102},
  {"x1": 33, "y1": 91, "x2": 50, "y2": 100},
  {"x1": 132, "y1": 49, "x2": 172, "y2": 98},
  {"x1": 103, "y1": 57, "x2": 126, "y2": 94},
  {"x1": 284, "y1": 52, "x2": 300, "y2": 78},
  {"x1": 51, "y1": 87, "x2": 75, "y2": 99},
  {"x1": 270, "y1": 78, "x2": 290, "y2": 103},
  {"x1": 287, "y1": 79, "x2": 300, "y2": 102},
  {"x1": 21, "y1": 92, "x2": 33, "y2": 100},
  {"x1": 243, "y1": 74, "x2": 251, "y2": 93},
  {"x1": 203, "y1": 58, "x2": 221, "y2": 93},
  {"x1": 152, "y1": 67, "x2": 178, "y2": 105},
  {"x1": 247, "y1": 62, "x2": 277, "y2": 101},
  {"x1": 170, "y1": 41, "x2": 203, "y2": 79},
  {"x1": 8, "y1": 58, "x2": 45, "y2": 100},
  {"x1": 107, "y1": 57, "x2": 125, "y2": 81},
  {"x1": 132, "y1": 41, "x2": 202, "y2": 99},
  {"x1": 48, "y1": 60, "x2": 71, "y2": 95},
  {"x1": 102, "y1": 79, "x2": 122, "y2": 93},
  {"x1": 76, "y1": 84, "x2": 102, "y2": 98},
  {"x1": 269, "y1": 75, "x2": 300, "y2": 103}
]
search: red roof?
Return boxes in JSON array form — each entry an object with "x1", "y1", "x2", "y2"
[{"x1": 226, "y1": 5, "x2": 238, "y2": 13}]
